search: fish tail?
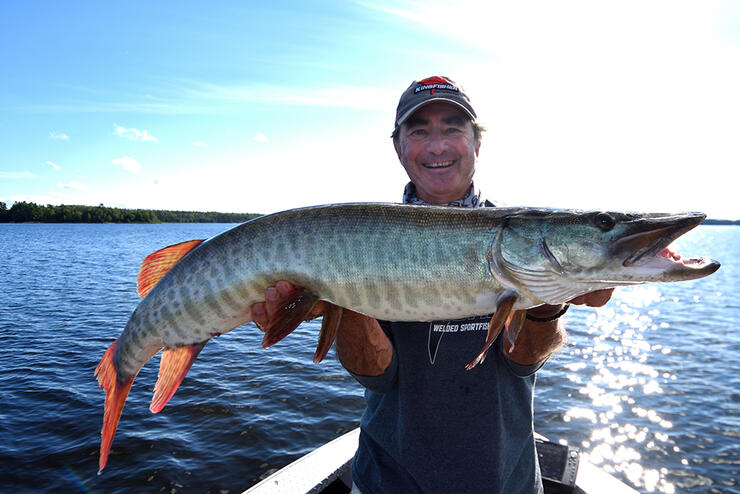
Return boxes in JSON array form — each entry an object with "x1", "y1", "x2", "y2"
[{"x1": 94, "y1": 339, "x2": 135, "y2": 474}]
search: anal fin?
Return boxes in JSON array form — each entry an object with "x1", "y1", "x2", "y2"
[
  {"x1": 150, "y1": 341, "x2": 207, "y2": 413},
  {"x1": 465, "y1": 291, "x2": 518, "y2": 370},
  {"x1": 95, "y1": 339, "x2": 136, "y2": 474},
  {"x1": 314, "y1": 303, "x2": 343, "y2": 364},
  {"x1": 261, "y1": 288, "x2": 319, "y2": 348}
]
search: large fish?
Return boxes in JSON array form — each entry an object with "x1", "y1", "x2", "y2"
[{"x1": 94, "y1": 203, "x2": 719, "y2": 472}]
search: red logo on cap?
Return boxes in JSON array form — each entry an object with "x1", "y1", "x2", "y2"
[{"x1": 416, "y1": 76, "x2": 456, "y2": 95}]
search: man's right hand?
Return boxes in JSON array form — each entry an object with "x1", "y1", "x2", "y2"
[
  {"x1": 249, "y1": 281, "x2": 393, "y2": 376},
  {"x1": 250, "y1": 280, "x2": 325, "y2": 331}
]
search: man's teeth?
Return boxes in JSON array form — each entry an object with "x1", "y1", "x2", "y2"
[{"x1": 424, "y1": 160, "x2": 454, "y2": 169}]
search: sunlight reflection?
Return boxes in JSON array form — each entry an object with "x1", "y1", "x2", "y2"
[{"x1": 561, "y1": 284, "x2": 680, "y2": 493}]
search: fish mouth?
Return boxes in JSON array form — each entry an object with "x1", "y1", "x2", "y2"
[
  {"x1": 423, "y1": 160, "x2": 455, "y2": 169},
  {"x1": 615, "y1": 212, "x2": 720, "y2": 279}
]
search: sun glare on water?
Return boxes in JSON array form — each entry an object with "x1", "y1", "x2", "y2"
[{"x1": 555, "y1": 285, "x2": 690, "y2": 493}]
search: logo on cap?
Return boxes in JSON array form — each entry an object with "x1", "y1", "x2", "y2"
[{"x1": 414, "y1": 76, "x2": 459, "y2": 95}]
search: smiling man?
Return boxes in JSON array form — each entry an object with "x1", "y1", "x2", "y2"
[
  {"x1": 392, "y1": 77, "x2": 482, "y2": 206},
  {"x1": 251, "y1": 76, "x2": 612, "y2": 493}
]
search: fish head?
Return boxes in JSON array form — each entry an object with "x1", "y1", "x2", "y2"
[{"x1": 490, "y1": 209, "x2": 720, "y2": 304}]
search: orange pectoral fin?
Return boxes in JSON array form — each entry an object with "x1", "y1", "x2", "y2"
[
  {"x1": 149, "y1": 341, "x2": 207, "y2": 414},
  {"x1": 95, "y1": 339, "x2": 136, "y2": 474},
  {"x1": 137, "y1": 239, "x2": 205, "y2": 298},
  {"x1": 314, "y1": 303, "x2": 343, "y2": 364},
  {"x1": 465, "y1": 291, "x2": 518, "y2": 370},
  {"x1": 261, "y1": 289, "x2": 319, "y2": 349}
]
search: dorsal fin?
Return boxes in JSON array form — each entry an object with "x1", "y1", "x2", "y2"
[{"x1": 137, "y1": 239, "x2": 205, "y2": 298}]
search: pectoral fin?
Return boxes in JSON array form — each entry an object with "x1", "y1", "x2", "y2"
[
  {"x1": 261, "y1": 288, "x2": 319, "y2": 348},
  {"x1": 504, "y1": 310, "x2": 528, "y2": 354},
  {"x1": 150, "y1": 341, "x2": 207, "y2": 413},
  {"x1": 314, "y1": 303, "x2": 343, "y2": 364},
  {"x1": 465, "y1": 290, "x2": 518, "y2": 370}
]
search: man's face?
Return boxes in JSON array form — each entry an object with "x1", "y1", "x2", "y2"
[{"x1": 394, "y1": 102, "x2": 480, "y2": 205}]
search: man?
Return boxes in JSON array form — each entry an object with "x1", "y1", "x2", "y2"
[{"x1": 251, "y1": 76, "x2": 612, "y2": 493}]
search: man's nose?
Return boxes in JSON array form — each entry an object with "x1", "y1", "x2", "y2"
[{"x1": 426, "y1": 131, "x2": 448, "y2": 154}]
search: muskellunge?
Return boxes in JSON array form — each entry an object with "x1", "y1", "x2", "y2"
[{"x1": 94, "y1": 203, "x2": 720, "y2": 472}]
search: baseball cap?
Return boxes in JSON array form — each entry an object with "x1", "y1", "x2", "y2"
[{"x1": 393, "y1": 76, "x2": 477, "y2": 134}]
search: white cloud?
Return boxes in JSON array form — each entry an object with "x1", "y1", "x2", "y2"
[
  {"x1": 49, "y1": 131, "x2": 69, "y2": 140},
  {"x1": 58, "y1": 181, "x2": 87, "y2": 190},
  {"x1": 364, "y1": 0, "x2": 740, "y2": 220},
  {"x1": 46, "y1": 161, "x2": 61, "y2": 170},
  {"x1": 113, "y1": 124, "x2": 159, "y2": 142},
  {"x1": 192, "y1": 141, "x2": 208, "y2": 147},
  {"x1": 112, "y1": 156, "x2": 142, "y2": 173},
  {"x1": 254, "y1": 133, "x2": 268, "y2": 143}
]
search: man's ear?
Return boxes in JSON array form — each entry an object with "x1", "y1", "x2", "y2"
[{"x1": 393, "y1": 135, "x2": 403, "y2": 160}]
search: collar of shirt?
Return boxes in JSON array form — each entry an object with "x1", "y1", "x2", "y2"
[{"x1": 402, "y1": 182, "x2": 491, "y2": 208}]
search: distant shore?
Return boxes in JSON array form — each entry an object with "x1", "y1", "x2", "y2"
[
  {"x1": 0, "y1": 201, "x2": 261, "y2": 223},
  {"x1": 1, "y1": 201, "x2": 738, "y2": 224}
]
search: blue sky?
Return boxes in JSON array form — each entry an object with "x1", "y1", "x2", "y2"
[{"x1": 2, "y1": 0, "x2": 739, "y2": 219}]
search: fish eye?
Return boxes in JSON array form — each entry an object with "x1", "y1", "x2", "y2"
[{"x1": 594, "y1": 212, "x2": 616, "y2": 232}]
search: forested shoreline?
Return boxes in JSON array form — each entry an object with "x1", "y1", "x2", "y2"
[
  {"x1": 1, "y1": 200, "x2": 738, "y2": 224},
  {"x1": 0, "y1": 201, "x2": 261, "y2": 223}
]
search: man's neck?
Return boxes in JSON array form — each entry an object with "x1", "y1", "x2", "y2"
[{"x1": 402, "y1": 182, "x2": 489, "y2": 208}]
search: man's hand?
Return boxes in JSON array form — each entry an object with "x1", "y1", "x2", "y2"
[
  {"x1": 250, "y1": 281, "x2": 325, "y2": 331},
  {"x1": 250, "y1": 281, "x2": 393, "y2": 376}
]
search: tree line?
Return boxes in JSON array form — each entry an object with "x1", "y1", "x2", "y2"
[{"x1": 0, "y1": 201, "x2": 262, "y2": 223}]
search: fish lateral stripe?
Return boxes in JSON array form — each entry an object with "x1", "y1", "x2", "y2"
[{"x1": 137, "y1": 239, "x2": 205, "y2": 298}]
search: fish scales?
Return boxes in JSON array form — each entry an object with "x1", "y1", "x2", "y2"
[
  {"x1": 114, "y1": 204, "x2": 504, "y2": 377},
  {"x1": 111, "y1": 203, "x2": 723, "y2": 380}
]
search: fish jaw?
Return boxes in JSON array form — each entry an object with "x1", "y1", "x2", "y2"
[
  {"x1": 612, "y1": 212, "x2": 720, "y2": 282},
  {"x1": 490, "y1": 209, "x2": 720, "y2": 304}
]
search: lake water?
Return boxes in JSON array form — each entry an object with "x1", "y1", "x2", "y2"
[{"x1": 0, "y1": 223, "x2": 737, "y2": 493}]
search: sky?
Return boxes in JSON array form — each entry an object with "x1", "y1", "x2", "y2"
[{"x1": 2, "y1": 0, "x2": 739, "y2": 219}]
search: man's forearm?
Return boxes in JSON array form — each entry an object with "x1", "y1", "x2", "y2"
[{"x1": 335, "y1": 310, "x2": 393, "y2": 376}]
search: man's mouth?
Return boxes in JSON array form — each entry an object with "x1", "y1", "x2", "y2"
[{"x1": 423, "y1": 160, "x2": 454, "y2": 169}]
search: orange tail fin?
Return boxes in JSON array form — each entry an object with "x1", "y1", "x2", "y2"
[
  {"x1": 95, "y1": 339, "x2": 135, "y2": 473},
  {"x1": 150, "y1": 342, "x2": 207, "y2": 414}
]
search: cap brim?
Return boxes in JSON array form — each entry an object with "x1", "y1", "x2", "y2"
[{"x1": 395, "y1": 97, "x2": 476, "y2": 128}]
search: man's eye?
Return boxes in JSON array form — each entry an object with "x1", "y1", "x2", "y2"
[
  {"x1": 410, "y1": 129, "x2": 427, "y2": 136},
  {"x1": 445, "y1": 127, "x2": 462, "y2": 134}
]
